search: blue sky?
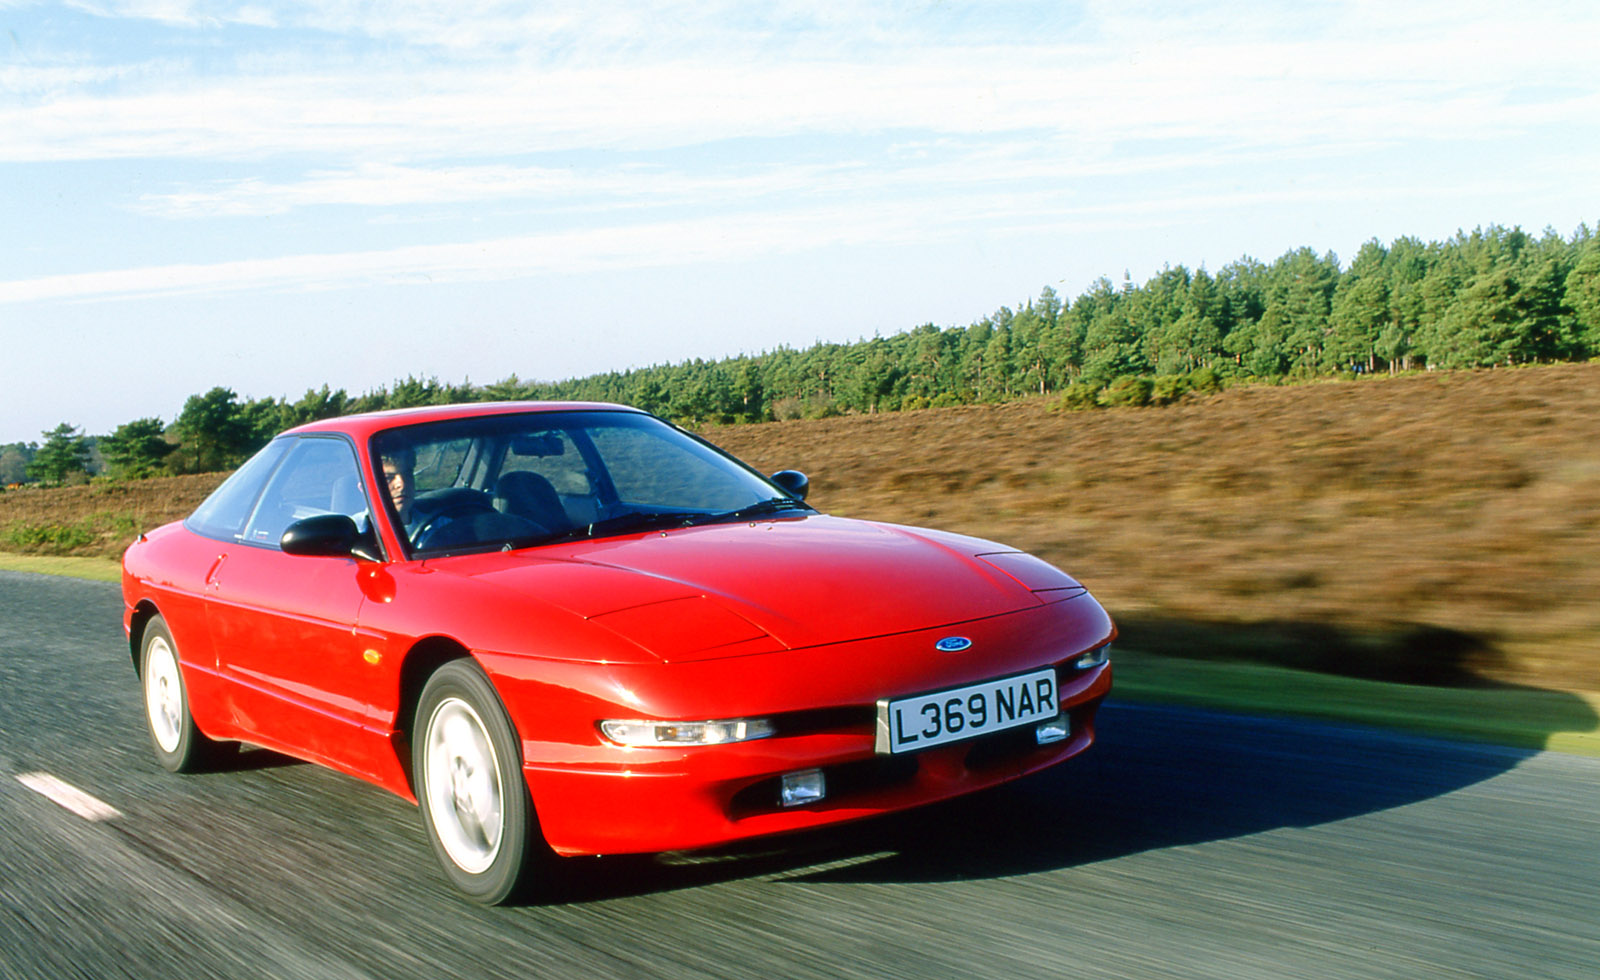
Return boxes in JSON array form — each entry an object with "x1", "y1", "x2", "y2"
[{"x1": 3, "y1": 0, "x2": 1597, "y2": 444}]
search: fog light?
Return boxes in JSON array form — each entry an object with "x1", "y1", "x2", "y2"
[
  {"x1": 780, "y1": 769, "x2": 826, "y2": 807},
  {"x1": 1035, "y1": 714, "x2": 1069, "y2": 745}
]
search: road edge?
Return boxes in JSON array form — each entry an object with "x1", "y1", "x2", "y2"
[{"x1": 1113, "y1": 649, "x2": 1600, "y2": 758}]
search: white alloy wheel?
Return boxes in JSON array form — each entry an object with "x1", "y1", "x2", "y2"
[
  {"x1": 143, "y1": 633, "x2": 185, "y2": 755},
  {"x1": 422, "y1": 696, "x2": 505, "y2": 874},
  {"x1": 412, "y1": 659, "x2": 538, "y2": 904},
  {"x1": 137, "y1": 614, "x2": 230, "y2": 772}
]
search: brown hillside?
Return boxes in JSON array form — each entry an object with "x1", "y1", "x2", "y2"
[
  {"x1": 0, "y1": 472, "x2": 225, "y2": 555},
  {"x1": 707, "y1": 364, "x2": 1600, "y2": 692},
  {"x1": 4, "y1": 363, "x2": 1597, "y2": 690}
]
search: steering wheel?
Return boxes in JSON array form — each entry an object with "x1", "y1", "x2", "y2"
[{"x1": 411, "y1": 499, "x2": 496, "y2": 550}]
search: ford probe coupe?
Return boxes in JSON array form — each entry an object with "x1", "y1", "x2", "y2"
[{"x1": 123, "y1": 402, "x2": 1115, "y2": 903}]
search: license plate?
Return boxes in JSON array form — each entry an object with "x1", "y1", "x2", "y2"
[{"x1": 875, "y1": 668, "x2": 1058, "y2": 754}]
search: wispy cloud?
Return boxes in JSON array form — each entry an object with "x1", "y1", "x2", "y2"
[
  {"x1": 9, "y1": 2, "x2": 1598, "y2": 166},
  {"x1": 0, "y1": 204, "x2": 932, "y2": 304},
  {"x1": 3, "y1": 0, "x2": 1597, "y2": 305},
  {"x1": 0, "y1": 166, "x2": 1531, "y2": 308}
]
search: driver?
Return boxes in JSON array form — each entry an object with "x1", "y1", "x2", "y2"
[
  {"x1": 380, "y1": 444, "x2": 473, "y2": 549},
  {"x1": 382, "y1": 445, "x2": 458, "y2": 548},
  {"x1": 381, "y1": 446, "x2": 417, "y2": 527}
]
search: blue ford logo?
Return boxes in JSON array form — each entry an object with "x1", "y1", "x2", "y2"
[{"x1": 935, "y1": 636, "x2": 973, "y2": 653}]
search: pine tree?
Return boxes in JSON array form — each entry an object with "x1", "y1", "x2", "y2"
[
  {"x1": 100, "y1": 417, "x2": 174, "y2": 479},
  {"x1": 27, "y1": 423, "x2": 91, "y2": 485}
]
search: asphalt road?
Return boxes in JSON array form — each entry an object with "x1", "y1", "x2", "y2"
[{"x1": 1, "y1": 569, "x2": 1597, "y2": 980}]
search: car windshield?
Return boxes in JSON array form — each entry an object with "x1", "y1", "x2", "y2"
[{"x1": 370, "y1": 410, "x2": 810, "y2": 558}]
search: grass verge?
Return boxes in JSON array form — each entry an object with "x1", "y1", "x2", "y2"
[
  {"x1": 1112, "y1": 649, "x2": 1600, "y2": 758},
  {"x1": 2, "y1": 553, "x2": 1595, "y2": 758},
  {"x1": 0, "y1": 553, "x2": 122, "y2": 583}
]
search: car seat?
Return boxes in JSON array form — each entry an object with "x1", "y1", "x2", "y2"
[{"x1": 493, "y1": 471, "x2": 570, "y2": 532}]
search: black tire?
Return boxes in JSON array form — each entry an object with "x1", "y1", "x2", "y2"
[
  {"x1": 138, "y1": 615, "x2": 231, "y2": 773},
  {"x1": 413, "y1": 659, "x2": 547, "y2": 904}
]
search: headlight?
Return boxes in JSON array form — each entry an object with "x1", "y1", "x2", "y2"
[
  {"x1": 599, "y1": 717, "x2": 776, "y2": 747},
  {"x1": 1074, "y1": 643, "x2": 1111, "y2": 670}
]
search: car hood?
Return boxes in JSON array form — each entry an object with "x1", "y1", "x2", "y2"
[{"x1": 438, "y1": 515, "x2": 1079, "y2": 660}]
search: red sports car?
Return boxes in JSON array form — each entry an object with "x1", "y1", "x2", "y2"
[{"x1": 123, "y1": 402, "x2": 1114, "y2": 903}]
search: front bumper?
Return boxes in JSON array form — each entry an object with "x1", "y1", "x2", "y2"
[
  {"x1": 527, "y1": 661, "x2": 1109, "y2": 856},
  {"x1": 481, "y1": 594, "x2": 1116, "y2": 857}
]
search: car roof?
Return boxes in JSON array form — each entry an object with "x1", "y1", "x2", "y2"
[{"x1": 284, "y1": 401, "x2": 645, "y2": 441}]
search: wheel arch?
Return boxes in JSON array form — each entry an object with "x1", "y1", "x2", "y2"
[
  {"x1": 127, "y1": 599, "x2": 163, "y2": 674},
  {"x1": 392, "y1": 635, "x2": 475, "y2": 796}
]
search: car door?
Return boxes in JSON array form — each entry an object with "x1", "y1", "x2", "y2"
[{"x1": 203, "y1": 435, "x2": 388, "y2": 777}]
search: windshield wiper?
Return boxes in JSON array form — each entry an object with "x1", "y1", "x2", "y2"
[
  {"x1": 509, "y1": 501, "x2": 810, "y2": 548},
  {"x1": 534, "y1": 510, "x2": 704, "y2": 546},
  {"x1": 711, "y1": 497, "x2": 813, "y2": 522}
]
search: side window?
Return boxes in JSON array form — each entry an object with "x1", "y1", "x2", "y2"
[
  {"x1": 185, "y1": 439, "x2": 292, "y2": 541},
  {"x1": 239, "y1": 437, "x2": 366, "y2": 548}
]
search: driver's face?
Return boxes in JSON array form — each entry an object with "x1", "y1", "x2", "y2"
[{"x1": 382, "y1": 458, "x2": 414, "y2": 521}]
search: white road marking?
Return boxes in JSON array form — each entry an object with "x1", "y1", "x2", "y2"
[{"x1": 15, "y1": 772, "x2": 122, "y2": 822}]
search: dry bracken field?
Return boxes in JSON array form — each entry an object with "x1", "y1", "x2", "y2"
[
  {"x1": 709, "y1": 363, "x2": 1600, "y2": 692},
  {"x1": 4, "y1": 363, "x2": 1597, "y2": 691}
]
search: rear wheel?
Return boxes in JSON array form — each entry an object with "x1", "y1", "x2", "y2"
[
  {"x1": 139, "y1": 616, "x2": 231, "y2": 772},
  {"x1": 413, "y1": 659, "x2": 546, "y2": 904}
]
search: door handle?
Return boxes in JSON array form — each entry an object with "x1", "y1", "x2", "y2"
[{"x1": 204, "y1": 553, "x2": 228, "y2": 589}]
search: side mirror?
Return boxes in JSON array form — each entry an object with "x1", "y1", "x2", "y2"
[
  {"x1": 281, "y1": 514, "x2": 364, "y2": 558},
  {"x1": 770, "y1": 469, "x2": 809, "y2": 501}
]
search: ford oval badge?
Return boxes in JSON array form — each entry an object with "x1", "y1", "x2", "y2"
[{"x1": 935, "y1": 636, "x2": 973, "y2": 653}]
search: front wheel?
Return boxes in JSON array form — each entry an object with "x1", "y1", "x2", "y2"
[
  {"x1": 413, "y1": 659, "x2": 546, "y2": 904},
  {"x1": 139, "y1": 615, "x2": 231, "y2": 772}
]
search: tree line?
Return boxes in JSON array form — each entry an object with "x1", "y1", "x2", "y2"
[{"x1": 7, "y1": 222, "x2": 1597, "y2": 485}]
